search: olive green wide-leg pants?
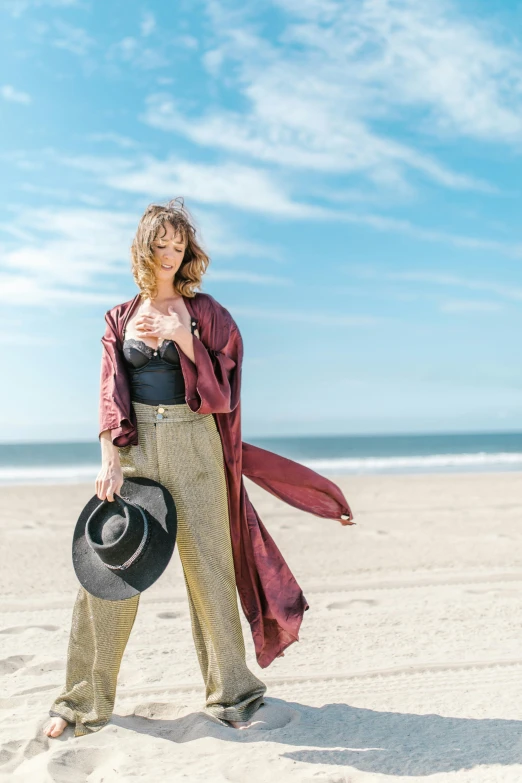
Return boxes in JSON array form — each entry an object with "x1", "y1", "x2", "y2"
[{"x1": 49, "y1": 401, "x2": 267, "y2": 737}]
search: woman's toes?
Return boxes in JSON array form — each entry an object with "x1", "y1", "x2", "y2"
[
  {"x1": 43, "y1": 717, "x2": 68, "y2": 737},
  {"x1": 227, "y1": 719, "x2": 251, "y2": 729}
]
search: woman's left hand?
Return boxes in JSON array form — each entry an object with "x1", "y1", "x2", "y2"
[{"x1": 135, "y1": 305, "x2": 186, "y2": 341}]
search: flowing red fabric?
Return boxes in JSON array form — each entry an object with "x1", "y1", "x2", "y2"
[{"x1": 98, "y1": 291, "x2": 353, "y2": 667}]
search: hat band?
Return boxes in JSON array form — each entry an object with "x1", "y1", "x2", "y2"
[{"x1": 104, "y1": 505, "x2": 149, "y2": 571}]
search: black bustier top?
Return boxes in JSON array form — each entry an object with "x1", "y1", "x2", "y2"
[{"x1": 123, "y1": 318, "x2": 197, "y2": 406}]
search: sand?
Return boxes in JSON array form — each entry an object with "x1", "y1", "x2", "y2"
[{"x1": 1, "y1": 470, "x2": 522, "y2": 782}]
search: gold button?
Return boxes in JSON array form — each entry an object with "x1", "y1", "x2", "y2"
[{"x1": 158, "y1": 407, "x2": 165, "y2": 413}]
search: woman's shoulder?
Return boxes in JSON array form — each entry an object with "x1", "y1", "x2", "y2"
[
  {"x1": 192, "y1": 291, "x2": 237, "y2": 329},
  {"x1": 104, "y1": 294, "x2": 140, "y2": 320}
]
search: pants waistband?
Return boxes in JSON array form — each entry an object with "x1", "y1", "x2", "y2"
[{"x1": 131, "y1": 400, "x2": 211, "y2": 423}]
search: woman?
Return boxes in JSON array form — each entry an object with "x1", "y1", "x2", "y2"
[{"x1": 43, "y1": 198, "x2": 354, "y2": 739}]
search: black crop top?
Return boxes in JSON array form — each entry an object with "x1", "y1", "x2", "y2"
[{"x1": 123, "y1": 318, "x2": 198, "y2": 406}]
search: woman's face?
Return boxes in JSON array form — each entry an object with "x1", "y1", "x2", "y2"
[{"x1": 151, "y1": 222, "x2": 186, "y2": 280}]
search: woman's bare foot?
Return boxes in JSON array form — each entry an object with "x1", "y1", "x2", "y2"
[
  {"x1": 43, "y1": 717, "x2": 69, "y2": 737},
  {"x1": 226, "y1": 709, "x2": 269, "y2": 730},
  {"x1": 227, "y1": 719, "x2": 253, "y2": 729}
]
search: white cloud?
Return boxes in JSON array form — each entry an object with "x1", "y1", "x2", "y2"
[
  {"x1": 107, "y1": 36, "x2": 170, "y2": 70},
  {"x1": 1, "y1": 85, "x2": 31, "y2": 104},
  {"x1": 52, "y1": 149, "x2": 522, "y2": 258},
  {"x1": 51, "y1": 151, "x2": 137, "y2": 176},
  {"x1": 380, "y1": 270, "x2": 522, "y2": 302},
  {"x1": 142, "y1": 92, "x2": 491, "y2": 194},
  {"x1": 274, "y1": 0, "x2": 522, "y2": 142},
  {"x1": 52, "y1": 20, "x2": 95, "y2": 56},
  {"x1": 0, "y1": 328, "x2": 55, "y2": 345},
  {"x1": 17, "y1": 182, "x2": 106, "y2": 206},
  {"x1": 206, "y1": 269, "x2": 292, "y2": 285},
  {"x1": 335, "y1": 213, "x2": 522, "y2": 257},
  {"x1": 0, "y1": 275, "x2": 117, "y2": 306},
  {"x1": 0, "y1": 203, "x2": 286, "y2": 306},
  {"x1": 0, "y1": 208, "x2": 136, "y2": 304},
  {"x1": 87, "y1": 132, "x2": 140, "y2": 149},
  {"x1": 440, "y1": 299, "x2": 503, "y2": 313},
  {"x1": 224, "y1": 304, "x2": 380, "y2": 327},
  {"x1": 102, "y1": 156, "x2": 325, "y2": 218},
  {"x1": 181, "y1": 206, "x2": 282, "y2": 261},
  {"x1": 141, "y1": 11, "x2": 156, "y2": 37},
  {"x1": 138, "y1": 0, "x2": 522, "y2": 194},
  {"x1": 4, "y1": 0, "x2": 80, "y2": 16}
]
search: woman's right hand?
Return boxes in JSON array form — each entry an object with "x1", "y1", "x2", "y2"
[
  {"x1": 95, "y1": 459, "x2": 124, "y2": 502},
  {"x1": 97, "y1": 429, "x2": 124, "y2": 501}
]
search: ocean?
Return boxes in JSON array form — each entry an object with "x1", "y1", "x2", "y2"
[{"x1": 0, "y1": 431, "x2": 520, "y2": 486}]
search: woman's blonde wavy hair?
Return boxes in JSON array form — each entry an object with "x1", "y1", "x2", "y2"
[{"x1": 130, "y1": 197, "x2": 210, "y2": 301}]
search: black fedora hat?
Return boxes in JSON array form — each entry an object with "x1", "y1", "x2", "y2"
[{"x1": 72, "y1": 477, "x2": 177, "y2": 600}]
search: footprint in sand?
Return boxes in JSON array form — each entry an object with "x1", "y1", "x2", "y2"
[
  {"x1": 133, "y1": 701, "x2": 189, "y2": 720},
  {"x1": 0, "y1": 655, "x2": 34, "y2": 674},
  {"x1": 24, "y1": 659, "x2": 64, "y2": 676},
  {"x1": 0, "y1": 717, "x2": 66, "y2": 776},
  {"x1": 47, "y1": 748, "x2": 108, "y2": 783},
  {"x1": 5, "y1": 728, "x2": 49, "y2": 776},
  {"x1": 0, "y1": 625, "x2": 59, "y2": 635},
  {"x1": 326, "y1": 599, "x2": 377, "y2": 610},
  {"x1": 0, "y1": 739, "x2": 24, "y2": 767},
  {"x1": 465, "y1": 587, "x2": 520, "y2": 596},
  {"x1": 240, "y1": 701, "x2": 297, "y2": 730},
  {"x1": 15, "y1": 683, "x2": 62, "y2": 696}
]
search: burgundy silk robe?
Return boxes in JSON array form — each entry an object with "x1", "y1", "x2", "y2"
[{"x1": 99, "y1": 291, "x2": 353, "y2": 668}]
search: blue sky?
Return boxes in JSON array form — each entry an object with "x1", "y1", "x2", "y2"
[{"x1": 1, "y1": 0, "x2": 521, "y2": 441}]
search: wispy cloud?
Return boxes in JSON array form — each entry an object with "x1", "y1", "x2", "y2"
[
  {"x1": 1, "y1": 85, "x2": 31, "y2": 104},
  {"x1": 183, "y1": 207, "x2": 281, "y2": 261},
  {"x1": 4, "y1": 0, "x2": 81, "y2": 16},
  {"x1": 138, "y1": 0, "x2": 522, "y2": 195},
  {"x1": 51, "y1": 150, "x2": 522, "y2": 258},
  {"x1": 206, "y1": 269, "x2": 293, "y2": 285},
  {"x1": 17, "y1": 182, "x2": 105, "y2": 206},
  {"x1": 87, "y1": 132, "x2": 140, "y2": 149},
  {"x1": 52, "y1": 20, "x2": 95, "y2": 56},
  {"x1": 440, "y1": 299, "x2": 503, "y2": 313},
  {"x1": 274, "y1": 0, "x2": 522, "y2": 142},
  {"x1": 346, "y1": 266, "x2": 522, "y2": 314},
  {"x1": 140, "y1": 11, "x2": 156, "y2": 37},
  {"x1": 105, "y1": 10, "x2": 178, "y2": 72},
  {"x1": 225, "y1": 305, "x2": 379, "y2": 327},
  {"x1": 0, "y1": 329, "x2": 56, "y2": 345},
  {"x1": 334, "y1": 213, "x2": 522, "y2": 258},
  {"x1": 83, "y1": 155, "x2": 327, "y2": 218},
  {"x1": 0, "y1": 203, "x2": 286, "y2": 306},
  {"x1": 381, "y1": 270, "x2": 522, "y2": 302},
  {"x1": 107, "y1": 36, "x2": 170, "y2": 70},
  {"x1": 0, "y1": 274, "x2": 120, "y2": 306},
  {"x1": 142, "y1": 93, "x2": 492, "y2": 195},
  {"x1": 0, "y1": 207, "x2": 136, "y2": 305}
]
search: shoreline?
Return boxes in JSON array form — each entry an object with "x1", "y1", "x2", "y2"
[{"x1": 0, "y1": 463, "x2": 521, "y2": 488}]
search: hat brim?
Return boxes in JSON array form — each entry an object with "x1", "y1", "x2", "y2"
[{"x1": 72, "y1": 477, "x2": 177, "y2": 600}]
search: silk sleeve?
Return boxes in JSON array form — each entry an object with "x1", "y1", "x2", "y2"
[
  {"x1": 241, "y1": 441, "x2": 354, "y2": 523},
  {"x1": 179, "y1": 315, "x2": 243, "y2": 416},
  {"x1": 98, "y1": 311, "x2": 136, "y2": 446}
]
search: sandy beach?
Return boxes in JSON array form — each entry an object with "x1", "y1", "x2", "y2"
[{"x1": 1, "y1": 470, "x2": 522, "y2": 782}]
